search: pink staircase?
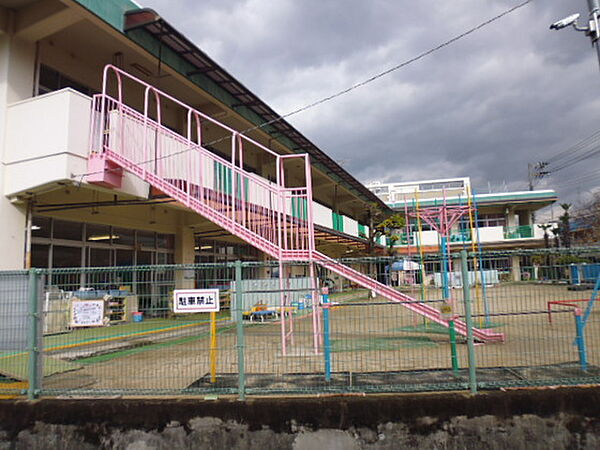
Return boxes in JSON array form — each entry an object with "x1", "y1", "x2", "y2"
[
  {"x1": 87, "y1": 65, "x2": 504, "y2": 344},
  {"x1": 312, "y1": 251, "x2": 504, "y2": 342}
]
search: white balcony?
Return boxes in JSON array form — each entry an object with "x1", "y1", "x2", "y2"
[
  {"x1": 394, "y1": 224, "x2": 545, "y2": 248},
  {"x1": 3, "y1": 89, "x2": 148, "y2": 198},
  {"x1": 3, "y1": 89, "x2": 90, "y2": 196}
]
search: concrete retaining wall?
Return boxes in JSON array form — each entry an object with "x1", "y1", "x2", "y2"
[{"x1": 2, "y1": 387, "x2": 600, "y2": 449}]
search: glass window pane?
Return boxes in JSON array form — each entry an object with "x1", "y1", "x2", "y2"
[
  {"x1": 53, "y1": 220, "x2": 82, "y2": 241},
  {"x1": 116, "y1": 249, "x2": 134, "y2": 266},
  {"x1": 156, "y1": 252, "x2": 174, "y2": 264},
  {"x1": 157, "y1": 233, "x2": 174, "y2": 249},
  {"x1": 113, "y1": 227, "x2": 135, "y2": 246},
  {"x1": 137, "y1": 231, "x2": 155, "y2": 248},
  {"x1": 52, "y1": 245, "x2": 82, "y2": 268},
  {"x1": 31, "y1": 244, "x2": 49, "y2": 268},
  {"x1": 88, "y1": 248, "x2": 112, "y2": 267},
  {"x1": 32, "y1": 216, "x2": 51, "y2": 238},
  {"x1": 86, "y1": 223, "x2": 111, "y2": 242},
  {"x1": 137, "y1": 250, "x2": 153, "y2": 265},
  {"x1": 38, "y1": 65, "x2": 59, "y2": 94}
]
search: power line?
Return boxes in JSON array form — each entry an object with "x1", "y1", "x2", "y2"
[
  {"x1": 72, "y1": 0, "x2": 534, "y2": 182},
  {"x1": 550, "y1": 142, "x2": 600, "y2": 172},
  {"x1": 552, "y1": 170, "x2": 600, "y2": 189},
  {"x1": 531, "y1": 128, "x2": 600, "y2": 188},
  {"x1": 256, "y1": 0, "x2": 535, "y2": 130},
  {"x1": 545, "y1": 129, "x2": 600, "y2": 164}
]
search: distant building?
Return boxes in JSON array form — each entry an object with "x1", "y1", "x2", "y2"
[{"x1": 366, "y1": 178, "x2": 557, "y2": 280}]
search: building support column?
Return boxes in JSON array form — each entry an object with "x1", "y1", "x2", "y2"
[
  {"x1": 0, "y1": 33, "x2": 35, "y2": 270},
  {"x1": 511, "y1": 255, "x2": 522, "y2": 282},
  {"x1": 174, "y1": 223, "x2": 195, "y2": 289}
]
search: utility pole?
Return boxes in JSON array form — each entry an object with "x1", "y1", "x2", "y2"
[
  {"x1": 588, "y1": 0, "x2": 600, "y2": 70},
  {"x1": 550, "y1": 1, "x2": 600, "y2": 71},
  {"x1": 527, "y1": 161, "x2": 549, "y2": 191}
]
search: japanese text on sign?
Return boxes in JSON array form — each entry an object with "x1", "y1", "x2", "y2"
[{"x1": 173, "y1": 289, "x2": 220, "y2": 313}]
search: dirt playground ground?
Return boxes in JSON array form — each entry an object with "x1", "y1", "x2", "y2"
[{"x1": 40, "y1": 283, "x2": 600, "y2": 394}]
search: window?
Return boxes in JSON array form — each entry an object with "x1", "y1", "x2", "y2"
[
  {"x1": 52, "y1": 246, "x2": 82, "y2": 268},
  {"x1": 31, "y1": 244, "x2": 49, "y2": 268},
  {"x1": 53, "y1": 220, "x2": 82, "y2": 241},
  {"x1": 113, "y1": 228, "x2": 135, "y2": 246},
  {"x1": 137, "y1": 231, "x2": 156, "y2": 248},
  {"x1": 32, "y1": 216, "x2": 51, "y2": 238},
  {"x1": 87, "y1": 248, "x2": 112, "y2": 267},
  {"x1": 86, "y1": 224, "x2": 111, "y2": 242},
  {"x1": 157, "y1": 233, "x2": 174, "y2": 249},
  {"x1": 38, "y1": 64, "x2": 95, "y2": 97},
  {"x1": 418, "y1": 181, "x2": 464, "y2": 191},
  {"x1": 477, "y1": 214, "x2": 506, "y2": 228},
  {"x1": 115, "y1": 249, "x2": 134, "y2": 266},
  {"x1": 370, "y1": 186, "x2": 389, "y2": 195},
  {"x1": 30, "y1": 217, "x2": 175, "y2": 269}
]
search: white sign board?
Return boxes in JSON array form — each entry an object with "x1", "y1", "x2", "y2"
[
  {"x1": 173, "y1": 289, "x2": 220, "y2": 313},
  {"x1": 71, "y1": 300, "x2": 104, "y2": 327}
]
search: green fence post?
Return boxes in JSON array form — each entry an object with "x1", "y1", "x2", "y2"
[
  {"x1": 448, "y1": 319, "x2": 459, "y2": 376},
  {"x1": 27, "y1": 268, "x2": 40, "y2": 400},
  {"x1": 235, "y1": 260, "x2": 246, "y2": 400},
  {"x1": 460, "y1": 250, "x2": 477, "y2": 394}
]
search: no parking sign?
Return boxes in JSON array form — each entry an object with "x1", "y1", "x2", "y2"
[{"x1": 173, "y1": 289, "x2": 220, "y2": 313}]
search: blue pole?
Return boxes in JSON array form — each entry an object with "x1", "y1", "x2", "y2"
[
  {"x1": 441, "y1": 236, "x2": 450, "y2": 300},
  {"x1": 574, "y1": 310, "x2": 588, "y2": 371},
  {"x1": 322, "y1": 290, "x2": 332, "y2": 382},
  {"x1": 581, "y1": 271, "x2": 600, "y2": 331}
]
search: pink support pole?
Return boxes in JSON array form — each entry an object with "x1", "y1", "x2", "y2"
[
  {"x1": 310, "y1": 260, "x2": 319, "y2": 354},
  {"x1": 279, "y1": 260, "x2": 287, "y2": 356}
]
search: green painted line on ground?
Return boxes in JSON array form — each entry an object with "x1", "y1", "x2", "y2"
[
  {"x1": 78, "y1": 324, "x2": 237, "y2": 365},
  {"x1": 44, "y1": 314, "x2": 231, "y2": 351}
]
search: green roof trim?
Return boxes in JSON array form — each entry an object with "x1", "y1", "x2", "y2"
[
  {"x1": 73, "y1": 0, "x2": 139, "y2": 30},
  {"x1": 71, "y1": 0, "x2": 387, "y2": 214},
  {"x1": 389, "y1": 190, "x2": 557, "y2": 209},
  {"x1": 125, "y1": 28, "x2": 358, "y2": 201}
]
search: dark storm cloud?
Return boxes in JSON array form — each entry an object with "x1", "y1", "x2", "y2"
[{"x1": 143, "y1": 0, "x2": 600, "y2": 211}]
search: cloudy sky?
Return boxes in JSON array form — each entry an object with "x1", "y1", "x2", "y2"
[{"x1": 141, "y1": 0, "x2": 600, "y2": 217}]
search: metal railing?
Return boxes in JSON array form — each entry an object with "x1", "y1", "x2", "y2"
[
  {"x1": 88, "y1": 65, "x2": 314, "y2": 260},
  {"x1": 1, "y1": 248, "x2": 600, "y2": 399},
  {"x1": 503, "y1": 225, "x2": 534, "y2": 239}
]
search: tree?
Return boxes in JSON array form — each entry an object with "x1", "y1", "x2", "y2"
[
  {"x1": 558, "y1": 203, "x2": 571, "y2": 248},
  {"x1": 571, "y1": 193, "x2": 600, "y2": 245},
  {"x1": 537, "y1": 224, "x2": 552, "y2": 249},
  {"x1": 374, "y1": 213, "x2": 406, "y2": 255},
  {"x1": 550, "y1": 227, "x2": 560, "y2": 248}
]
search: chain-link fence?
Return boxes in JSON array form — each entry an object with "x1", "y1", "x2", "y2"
[{"x1": 1, "y1": 248, "x2": 599, "y2": 398}]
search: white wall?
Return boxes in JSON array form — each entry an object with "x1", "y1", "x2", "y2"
[
  {"x1": 0, "y1": 34, "x2": 36, "y2": 269},
  {"x1": 5, "y1": 89, "x2": 150, "y2": 198},
  {"x1": 418, "y1": 230, "x2": 438, "y2": 246},
  {"x1": 343, "y1": 215, "x2": 358, "y2": 237},
  {"x1": 313, "y1": 201, "x2": 333, "y2": 229},
  {"x1": 477, "y1": 226, "x2": 504, "y2": 243},
  {"x1": 4, "y1": 89, "x2": 89, "y2": 195}
]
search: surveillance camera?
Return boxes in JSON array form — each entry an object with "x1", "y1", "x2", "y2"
[{"x1": 550, "y1": 13, "x2": 580, "y2": 30}]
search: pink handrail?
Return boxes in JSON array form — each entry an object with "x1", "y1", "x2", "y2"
[{"x1": 92, "y1": 65, "x2": 314, "y2": 257}]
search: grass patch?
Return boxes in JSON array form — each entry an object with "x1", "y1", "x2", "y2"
[
  {"x1": 393, "y1": 321, "x2": 505, "y2": 336},
  {"x1": 393, "y1": 323, "x2": 451, "y2": 335},
  {"x1": 0, "y1": 353, "x2": 81, "y2": 381},
  {"x1": 44, "y1": 315, "x2": 229, "y2": 351},
  {"x1": 331, "y1": 336, "x2": 437, "y2": 352}
]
